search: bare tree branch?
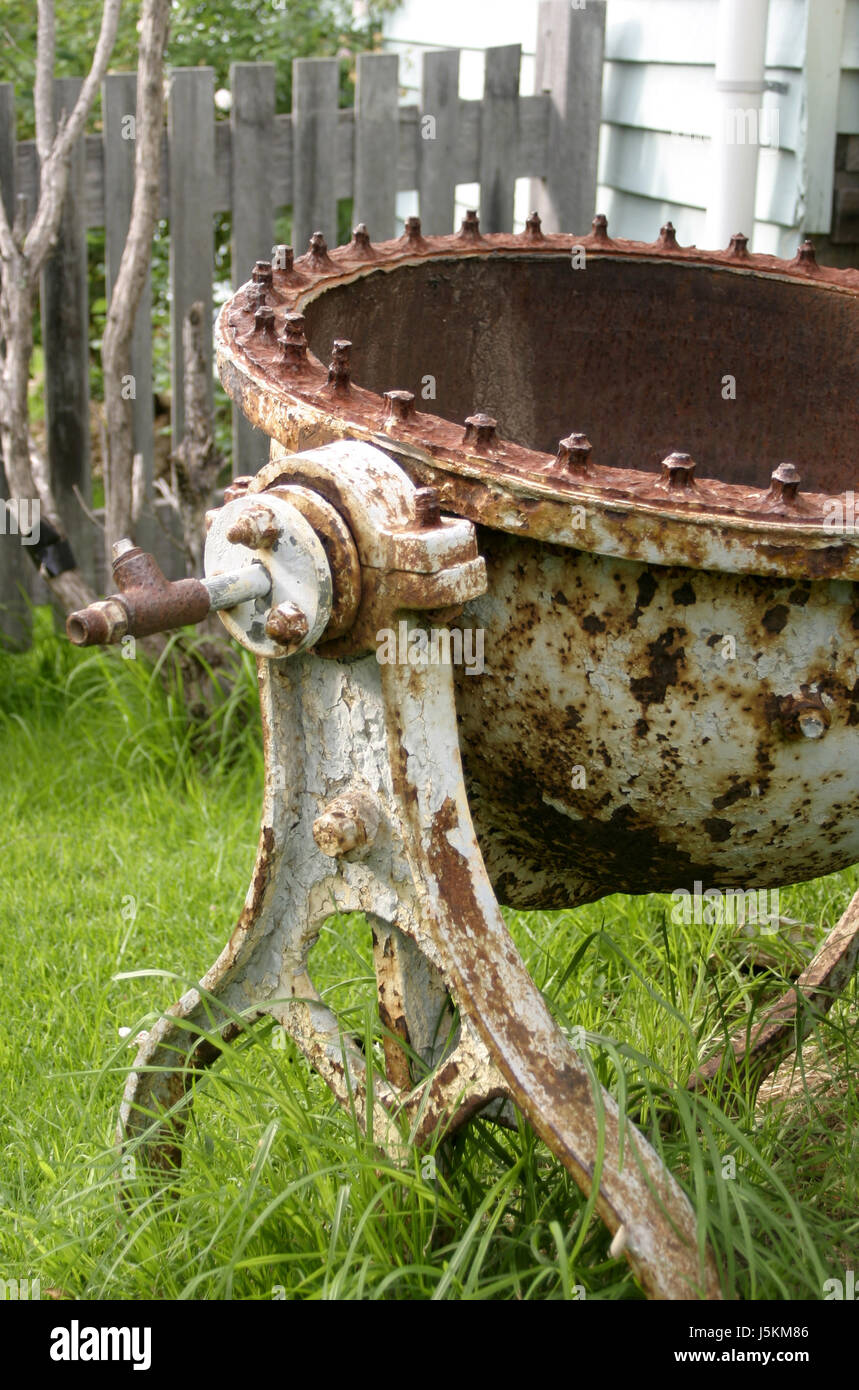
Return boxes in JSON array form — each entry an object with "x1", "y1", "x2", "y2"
[
  {"x1": 170, "y1": 301, "x2": 224, "y2": 575},
  {"x1": 34, "y1": 0, "x2": 57, "y2": 164},
  {"x1": 102, "y1": 0, "x2": 170, "y2": 556},
  {"x1": 25, "y1": 0, "x2": 123, "y2": 277}
]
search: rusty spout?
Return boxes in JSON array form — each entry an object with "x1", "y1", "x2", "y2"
[
  {"x1": 67, "y1": 543, "x2": 211, "y2": 645},
  {"x1": 66, "y1": 539, "x2": 271, "y2": 646}
]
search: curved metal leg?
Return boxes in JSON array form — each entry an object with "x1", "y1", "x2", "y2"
[
  {"x1": 120, "y1": 636, "x2": 721, "y2": 1299},
  {"x1": 116, "y1": 438, "x2": 721, "y2": 1300},
  {"x1": 688, "y1": 890, "x2": 859, "y2": 1099}
]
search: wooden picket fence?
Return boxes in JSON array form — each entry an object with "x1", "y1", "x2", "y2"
[{"x1": 0, "y1": 0, "x2": 605, "y2": 637}]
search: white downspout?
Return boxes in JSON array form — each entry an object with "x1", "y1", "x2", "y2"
[{"x1": 705, "y1": 0, "x2": 771, "y2": 251}]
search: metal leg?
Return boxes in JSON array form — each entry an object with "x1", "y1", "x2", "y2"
[
  {"x1": 688, "y1": 890, "x2": 859, "y2": 1099},
  {"x1": 121, "y1": 637, "x2": 721, "y2": 1299}
]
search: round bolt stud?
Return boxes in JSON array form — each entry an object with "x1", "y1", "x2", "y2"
[
  {"x1": 327, "y1": 339, "x2": 352, "y2": 393},
  {"x1": 767, "y1": 461, "x2": 801, "y2": 504},
  {"x1": 253, "y1": 305, "x2": 277, "y2": 341},
  {"x1": 728, "y1": 232, "x2": 749, "y2": 258},
  {"x1": 799, "y1": 710, "x2": 827, "y2": 739},
  {"x1": 350, "y1": 223, "x2": 375, "y2": 257},
  {"x1": 591, "y1": 213, "x2": 609, "y2": 241},
  {"x1": 281, "y1": 312, "x2": 308, "y2": 369},
  {"x1": 383, "y1": 389, "x2": 416, "y2": 426},
  {"x1": 658, "y1": 221, "x2": 678, "y2": 249},
  {"x1": 403, "y1": 215, "x2": 424, "y2": 245},
  {"x1": 557, "y1": 433, "x2": 593, "y2": 472},
  {"x1": 460, "y1": 209, "x2": 481, "y2": 239},
  {"x1": 312, "y1": 790, "x2": 381, "y2": 858},
  {"x1": 305, "y1": 230, "x2": 334, "y2": 268},
  {"x1": 226, "y1": 502, "x2": 280, "y2": 550},
  {"x1": 523, "y1": 210, "x2": 544, "y2": 241},
  {"x1": 660, "y1": 452, "x2": 696, "y2": 488},
  {"x1": 795, "y1": 239, "x2": 817, "y2": 266},
  {"x1": 252, "y1": 259, "x2": 273, "y2": 288},
  {"x1": 413, "y1": 487, "x2": 441, "y2": 528},
  {"x1": 223, "y1": 475, "x2": 255, "y2": 505},
  {"x1": 265, "y1": 601, "x2": 309, "y2": 647},
  {"x1": 463, "y1": 413, "x2": 498, "y2": 451},
  {"x1": 773, "y1": 691, "x2": 830, "y2": 740}
]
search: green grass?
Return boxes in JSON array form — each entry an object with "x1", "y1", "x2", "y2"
[{"x1": 0, "y1": 608, "x2": 856, "y2": 1300}]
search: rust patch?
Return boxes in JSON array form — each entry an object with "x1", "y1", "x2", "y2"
[
  {"x1": 630, "y1": 571, "x2": 658, "y2": 628},
  {"x1": 762, "y1": 604, "x2": 790, "y2": 633},
  {"x1": 629, "y1": 628, "x2": 686, "y2": 708},
  {"x1": 712, "y1": 781, "x2": 752, "y2": 811}
]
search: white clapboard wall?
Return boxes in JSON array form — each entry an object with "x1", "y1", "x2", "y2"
[
  {"x1": 599, "y1": 0, "x2": 859, "y2": 255},
  {"x1": 385, "y1": 0, "x2": 859, "y2": 255}
]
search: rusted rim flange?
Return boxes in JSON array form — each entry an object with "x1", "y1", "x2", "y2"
[{"x1": 216, "y1": 215, "x2": 859, "y2": 582}]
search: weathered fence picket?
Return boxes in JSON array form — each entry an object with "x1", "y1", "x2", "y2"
[
  {"x1": 530, "y1": 0, "x2": 605, "y2": 235},
  {"x1": 354, "y1": 52, "x2": 399, "y2": 242},
  {"x1": 102, "y1": 72, "x2": 155, "y2": 557},
  {"x1": 480, "y1": 45, "x2": 522, "y2": 235},
  {"x1": 168, "y1": 68, "x2": 216, "y2": 454},
  {"x1": 419, "y1": 49, "x2": 461, "y2": 235},
  {"x1": 41, "y1": 77, "x2": 92, "y2": 581},
  {"x1": 0, "y1": 0, "x2": 607, "y2": 635},
  {"x1": 230, "y1": 62, "x2": 277, "y2": 476},
  {"x1": 292, "y1": 58, "x2": 340, "y2": 252}
]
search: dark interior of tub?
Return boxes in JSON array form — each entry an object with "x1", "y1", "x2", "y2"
[{"x1": 303, "y1": 255, "x2": 858, "y2": 492}]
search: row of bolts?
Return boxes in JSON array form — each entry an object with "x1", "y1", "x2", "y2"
[{"x1": 239, "y1": 227, "x2": 805, "y2": 507}]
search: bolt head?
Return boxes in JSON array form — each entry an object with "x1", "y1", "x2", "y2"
[
  {"x1": 799, "y1": 712, "x2": 826, "y2": 739},
  {"x1": 384, "y1": 389, "x2": 416, "y2": 427},
  {"x1": 265, "y1": 602, "x2": 309, "y2": 647},
  {"x1": 558, "y1": 433, "x2": 593, "y2": 471},
  {"x1": 312, "y1": 792, "x2": 380, "y2": 858},
  {"x1": 225, "y1": 503, "x2": 280, "y2": 550},
  {"x1": 413, "y1": 487, "x2": 441, "y2": 528},
  {"x1": 223, "y1": 476, "x2": 255, "y2": 505},
  {"x1": 313, "y1": 810, "x2": 364, "y2": 857},
  {"x1": 463, "y1": 413, "x2": 498, "y2": 450},
  {"x1": 661, "y1": 452, "x2": 696, "y2": 488},
  {"x1": 768, "y1": 462, "x2": 801, "y2": 503}
]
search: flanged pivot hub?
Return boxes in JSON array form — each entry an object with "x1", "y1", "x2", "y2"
[{"x1": 205, "y1": 492, "x2": 333, "y2": 657}]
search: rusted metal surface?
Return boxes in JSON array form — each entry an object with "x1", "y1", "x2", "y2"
[
  {"x1": 452, "y1": 531, "x2": 859, "y2": 906},
  {"x1": 214, "y1": 218, "x2": 859, "y2": 908}
]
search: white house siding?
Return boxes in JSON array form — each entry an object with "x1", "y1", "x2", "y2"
[{"x1": 381, "y1": 0, "x2": 859, "y2": 254}]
